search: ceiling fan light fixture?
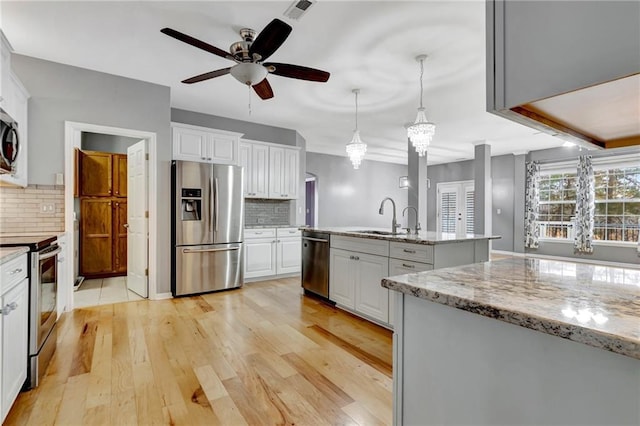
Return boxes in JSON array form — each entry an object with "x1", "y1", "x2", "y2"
[
  {"x1": 346, "y1": 89, "x2": 367, "y2": 169},
  {"x1": 407, "y1": 55, "x2": 436, "y2": 157},
  {"x1": 230, "y1": 62, "x2": 268, "y2": 86}
]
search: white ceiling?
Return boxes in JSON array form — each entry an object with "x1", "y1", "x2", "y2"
[{"x1": 1, "y1": 0, "x2": 567, "y2": 165}]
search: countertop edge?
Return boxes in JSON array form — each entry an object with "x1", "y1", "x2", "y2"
[
  {"x1": 300, "y1": 227, "x2": 499, "y2": 245},
  {"x1": 382, "y1": 278, "x2": 640, "y2": 360}
]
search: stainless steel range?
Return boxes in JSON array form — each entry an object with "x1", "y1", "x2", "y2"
[{"x1": 0, "y1": 235, "x2": 60, "y2": 389}]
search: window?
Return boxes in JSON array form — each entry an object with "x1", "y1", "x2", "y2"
[
  {"x1": 538, "y1": 171, "x2": 576, "y2": 239},
  {"x1": 594, "y1": 165, "x2": 640, "y2": 243}
]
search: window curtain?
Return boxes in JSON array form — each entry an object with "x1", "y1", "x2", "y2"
[
  {"x1": 524, "y1": 161, "x2": 540, "y2": 249},
  {"x1": 574, "y1": 155, "x2": 595, "y2": 253}
]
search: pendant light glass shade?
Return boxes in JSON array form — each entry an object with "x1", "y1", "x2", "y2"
[
  {"x1": 407, "y1": 55, "x2": 435, "y2": 157},
  {"x1": 346, "y1": 89, "x2": 367, "y2": 169}
]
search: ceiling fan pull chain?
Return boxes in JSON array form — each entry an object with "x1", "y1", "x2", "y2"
[{"x1": 248, "y1": 84, "x2": 252, "y2": 116}]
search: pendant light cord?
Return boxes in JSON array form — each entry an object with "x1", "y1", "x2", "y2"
[
  {"x1": 354, "y1": 90, "x2": 359, "y2": 131},
  {"x1": 419, "y1": 58, "x2": 424, "y2": 109}
]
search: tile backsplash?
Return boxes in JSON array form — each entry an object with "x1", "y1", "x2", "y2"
[
  {"x1": 0, "y1": 185, "x2": 65, "y2": 233},
  {"x1": 245, "y1": 199, "x2": 290, "y2": 226}
]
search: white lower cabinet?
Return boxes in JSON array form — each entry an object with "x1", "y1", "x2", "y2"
[
  {"x1": 329, "y1": 248, "x2": 389, "y2": 324},
  {"x1": 1, "y1": 253, "x2": 29, "y2": 423},
  {"x1": 244, "y1": 228, "x2": 301, "y2": 281},
  {"x1": 245, "y1": 238, "x2": 277, "y2": 279}
]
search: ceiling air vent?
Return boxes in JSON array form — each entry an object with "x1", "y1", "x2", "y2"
[{"x1": 283, "y1": 0, "x2": 316, "y2": 21}]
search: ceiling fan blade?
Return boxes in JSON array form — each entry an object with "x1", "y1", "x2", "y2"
[
  {"x1": 161, "y1": 28, "x2": 235, "y2": 61},
  {"x1": 264, "y1": 62, "x2": 330, "y2": 82},
  {"x1": 249, "y1": 19, "x2": 292, "y2": 61},
  {"x1": 182, "y1": 67, "x2": 232, "y2": 84},
  {"x1": 252, "y1": 79, "x2": 274, "y2": 100}
]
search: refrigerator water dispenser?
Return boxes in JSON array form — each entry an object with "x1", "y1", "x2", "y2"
[{"x1": 181, "y1": 188, "x2": 201, "y2": 221}]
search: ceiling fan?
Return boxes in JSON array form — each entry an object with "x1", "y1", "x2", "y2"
[{"x1": 161, "y1": 18, "x2": 330, "y2": 100}]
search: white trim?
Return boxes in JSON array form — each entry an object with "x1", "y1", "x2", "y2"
[
  {"x1": 539, "y1": 237, "x2": 638, "y2": 249},
  {"x1": 491, "y1": 250, "x2": 526, "y2": 258},
  {"x1": 153, "y1": 292, "x2": 174, "y2": 300},
  {"x1": 171, "y1": 121, "x2": 244, "y2": 138},
  {"x1": 523, "y1": 252, "x2": 640, "y2": 270},
  {"x1": 241, "y1": 137, "x2": 302, "y2": 151},
  {"x1": 64, "y1": 121, "x2": 158, "y2": 311}
]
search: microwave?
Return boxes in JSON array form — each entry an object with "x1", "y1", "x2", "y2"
[{"x1": 0, "y1": 108, "x2": 20, "y2": 174}]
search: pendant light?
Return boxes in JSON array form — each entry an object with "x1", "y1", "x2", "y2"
[
  {"x1": 407, "y1": 54, "x2": 435, "y2": 156},
  {"x1": 346, "y1": 88, "x2": 367, "y2": 169}
]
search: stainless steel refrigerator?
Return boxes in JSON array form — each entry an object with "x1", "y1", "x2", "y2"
[{"x1": 171, "y1": 160, "x2": 244, "y2": 296}]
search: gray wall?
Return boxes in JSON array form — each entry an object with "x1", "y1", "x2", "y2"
[
  {"x1": 12, "y1": 54, "x2": 173, "y2": 293},
  {"x1": 306, "y1": 152, "x2": 408, "y2": 228},
  {"x1": 171, "y1": 108, "x2": 306, "y2": 226},
  {"x1": 491, "y1": 154, "x2": 516, "y2": 251},
  {"x1": 81, "y1": 132, "x2": 141, "y2": 154}
]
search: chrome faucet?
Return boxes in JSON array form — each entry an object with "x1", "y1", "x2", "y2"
[
  {"x1": 402, "y1": 206, "x2": 422, "y2": 234},
  {"x1": 379, "y1": 197, "x2": 401, "y2": 234}
]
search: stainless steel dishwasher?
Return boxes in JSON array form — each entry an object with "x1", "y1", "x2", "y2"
[{"x1": 301, "y1": 230, "x2": 330, "y2": 298}]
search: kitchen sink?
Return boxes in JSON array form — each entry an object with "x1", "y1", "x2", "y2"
[{"x1": 348, "y1": 230, "x2": 406, "y2": 236}]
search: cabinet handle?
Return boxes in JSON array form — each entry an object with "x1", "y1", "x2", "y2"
[
  {"x1": 201, "y1": 157, "x2": 206, "y2": 160},
  {"x1": 350, "y1": 255, "x2": 359, "y2": 261},
  {"x1": 402, "y1": 263, "x2": 415, "y2": 268},
  {"x1": 403, "y1": 249, "x2": 416, "y2": 254},
  {"x1": 254, "y1": 231, "x2": 262, "y2": 234},
  {"x1": 8, "y1": 268, "x2": 23, "y2": 275},
  {"x1": 1, "y1": 302, "x2": 18, "y2": 315}
]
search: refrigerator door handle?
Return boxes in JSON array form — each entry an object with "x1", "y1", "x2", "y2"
[
  {"x1": 214, "y1": 177, "x2": 219, "y2": 232},
  {"x1": 182, "y1": 247, "x2": 240, "y2": 254},
  {"x1": 209, "y1": 177, "x2": 213, "y2": 235}
]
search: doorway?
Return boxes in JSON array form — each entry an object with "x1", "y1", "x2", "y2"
[
  {"x1": 305, "y1": 174, "x2": 318, "y2": 227},
  {"x1": 64, "y1": 122, "x2": 157, "y2": 312},
  {"x1": 437, "y1": 180, "x2": 474, "y2": 234}
]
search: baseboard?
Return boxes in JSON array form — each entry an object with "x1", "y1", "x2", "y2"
[
  {"x1": 491, "y1": 250, "x2": 525, "y2": 257},
  {"x1": 152, "y1": 292, "x2": 173, "y2": 300},
  {"x1": 522, "y1": 253, "x2": 640, "y2": 269},
  {"x1": 244, "y1": 272, "x2": 301, "y2": 283}
]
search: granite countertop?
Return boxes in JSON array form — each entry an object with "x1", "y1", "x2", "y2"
[
  {"x1": 382, "y1": 257, "x2": 640, "y2": 360},
  {"x1": 0, "y1": 247, "x2": 29, "y2": 265},
  {"x1": 245, "y1": 224, "x2": 301, "y2": 229},
  {"x1": 0, "y1": 231, "x2": 66, "y2": 238},
  {"x1": 300, "y1": 226, "x2": 499, "y2": 245}
]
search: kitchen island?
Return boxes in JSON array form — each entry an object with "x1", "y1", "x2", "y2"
[
  {"x1": 302, "y1": 227, "x2": 498, "y2": 327},
  {"x1": 383, "y1": 257, "x2": 640, "y2": 425}
]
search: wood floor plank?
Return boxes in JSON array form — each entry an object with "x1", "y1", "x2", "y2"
[{"x1": 6, "y1": 276, "x2": 392, "y2": 425}]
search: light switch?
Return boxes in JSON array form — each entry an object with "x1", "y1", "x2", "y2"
[
  {"x1": 497, "y1": 208, "x2": 501, "y2": 215},
  {"x1": 55, "y1": 173, "x2": 64, "y2": 185}
]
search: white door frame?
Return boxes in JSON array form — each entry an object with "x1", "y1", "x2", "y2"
[
  {"x1": 437, "y1": 180, "x2": 474, "y2": 234},
  {"x1": 64, "y1": 121, "x2": 159, "y2": 311}
]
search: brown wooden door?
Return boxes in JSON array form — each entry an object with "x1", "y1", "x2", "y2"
[
  {"x1": 112, "y1": 154, "x2": 128, "y2": 197},
  {"x1": 80, "y1": 198, "x2": 113, "y2": 275},
  {"x1": 80, "y1": 150, "x2": 113, "y2": 196},
  {"x1": 113, "y1": 200, "x2": 128, "y2": 274}
]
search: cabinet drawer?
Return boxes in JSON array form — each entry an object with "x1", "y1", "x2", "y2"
[
  {"x1": 331, "y1": 236, "x2": 389, "y2": 257},
  {"x1": 389, "y1": 258, "x2": 433, "y2": 275},
  {"x1": 1, "y1": 253, "x2": 28, "y2": 294},
  {"x1": 389, "y1": 242, "x2": 433, "y2": 264},
  {"x1": 245, "y1": 228, "x2": 276, "y2": 239},
  {"x1": 276, "y1": 227, "x2": 301, "y2": 238}
]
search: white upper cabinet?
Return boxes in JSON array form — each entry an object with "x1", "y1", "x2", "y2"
[
  {"x1": 1, "y1": 30, "x2": 30, "y2": 188},
  {"x1": 268, "y1": 146, "x2": 299, "y2": 199},
  {"x1": 239, "y1": 140, "x2": 269, "y2": 198},
  {"x1": 171, "y1": 123, "x2": 242, "y2": 165}
]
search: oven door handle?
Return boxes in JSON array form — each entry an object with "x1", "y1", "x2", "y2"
[{"x1": 39, "y1": 246, "x2": 62, "y2": 261}]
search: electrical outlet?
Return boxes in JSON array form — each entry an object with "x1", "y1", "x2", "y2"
[
  {"x1": 40, "y1": 203, "x2": 55, "y2": 214},
  {"x1": 257, "y1": 218, "x2": 265, "y2": 224}
]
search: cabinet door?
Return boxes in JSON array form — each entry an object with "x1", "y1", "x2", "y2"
[
  {"x1": 355, "y1": 252, "x2": 389, "y2": 323},
  {"x1": 172, "y1": 126, "x2": 209, "y2": 162},
  {"x1": 329, "y1": 248, "x2": 355, "y2": 308},
  {"x1": 252, "y1": 144, "x2": 269, "y2": 198},
  {"x1": 277, "y1": 237, "x2": 301, "y2": 274},
  {"x1": 80, "y1": 150, "x2": 113, "y2": 196},
  {"x1": 282, "y1": 148, "x2": 299, "y2": 199},
  {"x1": 2, "y1": 278, "x2": 28, "y2": 421},
  {"x1": 80, "y1": 198, "x2": 114, "y2": 275},
  {"x1": 209, "y1": 133, "x2": 238, "y2": 165},
  {"x1": 245, "y1": 238, "x2": 276, "y2": 279},
  {"x1": 239, "y1": 142, "x2": 252, "y2": 196},
  {"x1": 113, "y1": 201, "x2": 128, "y2": 274},
  {"x1": 0, "y1": 73, "x2": 29, "y2": 188},
  {"x1": 268, "y1": 146, "x2": 285, "y2": 198},
  {"x1": 112, "y1": 154, "x2": 128, "y2": 197}
]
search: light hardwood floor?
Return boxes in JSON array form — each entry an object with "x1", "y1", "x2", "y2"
[{"x1": 6, "y1": 277, "x2": 392, "y2": 425}]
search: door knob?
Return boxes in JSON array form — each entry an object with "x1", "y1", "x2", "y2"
[{"x1": 124, "y1": 223, "x2": 130, "y2": 228}]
